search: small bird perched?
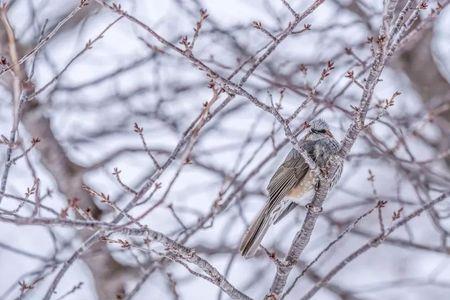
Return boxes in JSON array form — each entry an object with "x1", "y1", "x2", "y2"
[{"x1": 239, "y1": 119, "x2": 342, "y2": 258}]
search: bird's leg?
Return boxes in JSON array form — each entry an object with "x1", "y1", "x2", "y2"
[
  {"x1": 305, "y1": 176, "x2": 324, "y2": 213},
  {"x1": 315, "y1": 179, "x2": 321, "y2": 191}
]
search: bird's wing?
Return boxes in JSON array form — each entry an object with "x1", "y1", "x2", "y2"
[{"x1": 266, "y1": 143, "x2": 314, "y2": 213}]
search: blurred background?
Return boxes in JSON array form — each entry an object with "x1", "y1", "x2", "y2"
[{"x1": 1, "y1": 0, "x2": 450, "y2": 299}]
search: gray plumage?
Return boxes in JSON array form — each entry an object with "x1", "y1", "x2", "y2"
[{"x1": 239, "y1": 119, "x2": 342, "y2": 258}]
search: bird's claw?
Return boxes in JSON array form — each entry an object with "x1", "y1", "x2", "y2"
[{"x1": 305, "y1": 202, "x2": 323, "y2": 213}]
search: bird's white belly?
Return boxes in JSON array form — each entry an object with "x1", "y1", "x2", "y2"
[
  {"x1": 288, "y1": 189, "x2": 314, "y2": 205},
  {"x1": 287, "y1": 170, "x2": 315, "y2": 204}
]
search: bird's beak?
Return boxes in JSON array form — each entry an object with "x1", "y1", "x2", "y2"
[{"x1": 325, "y1": 129, "x2": 334, "y2": 138}]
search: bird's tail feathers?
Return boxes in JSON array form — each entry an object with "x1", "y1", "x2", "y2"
[{"x1": 239, "y1": 205, "x2": 273, "y2": 258}]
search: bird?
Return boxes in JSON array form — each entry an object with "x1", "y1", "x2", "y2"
[{"x1": 239, "y1": 119, "x2": 342, "y2": 258}]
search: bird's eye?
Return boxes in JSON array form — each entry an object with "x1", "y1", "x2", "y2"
[{"x1": 311, "y1": 128, "x2": 326, "y2": 134}]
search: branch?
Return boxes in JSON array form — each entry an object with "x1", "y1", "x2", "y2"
[{"x1": 300, "y1": 192, "x2": 449, "y2": 299}]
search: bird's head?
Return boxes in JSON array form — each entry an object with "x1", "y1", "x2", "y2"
[{"x1": 306, "y1": 119, "x2": 334, "y2": 139}]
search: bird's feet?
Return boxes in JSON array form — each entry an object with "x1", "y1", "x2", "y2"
[{"x1": 305, "y1": 202, "x2": 323, "y2": 213}]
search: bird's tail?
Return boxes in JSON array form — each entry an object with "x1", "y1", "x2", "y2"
[{"x1": 240, "y1": 204, "x2": 273, "y2": 258}]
